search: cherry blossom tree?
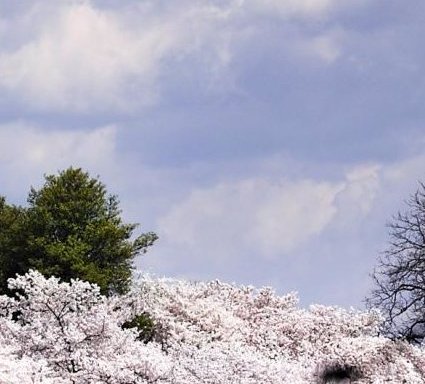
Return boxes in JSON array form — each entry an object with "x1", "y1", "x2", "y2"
[
  {"x1": 0, "y1": 270, "x2": 423, "y2": 383},
  {"x1": 129, "y1": 277, "x2": 425, "y2": 383},
  {"x1": 0, "y1": 270, "x2": 170, "y2": 383}
]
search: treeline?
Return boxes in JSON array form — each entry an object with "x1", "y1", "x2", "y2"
[{"x1": 0, "y1": 167, "x2": 424, "y2": 345}]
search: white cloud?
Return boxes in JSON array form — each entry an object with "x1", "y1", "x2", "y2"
[
  {"x1": 0, "y1": 3, "x2": 181, "y2": 111},
  {"x1": 0, "y1": 1, "x2": 247, "y2": 112},
  {"x1": 0, "y1": 124, "x2": 118, "y2": 201},
  {"x1": 152, "y1": 154, "x2": 425, "y2": 283},
  {"x1": 253, "y1": 179, "x2": 342, "y2": 254},
  {"x1": 157, "y1": 166, "x2": 382, "y2": 261},
  {"x1": 332, "y1": 164, "x2": 381, "y2": 227},
  {"x1": 0, "y1": 0, "x2": 370, "y2": 112},
  {"x1": 0, "y1": 123, "x2": 116, "y2": 168}
]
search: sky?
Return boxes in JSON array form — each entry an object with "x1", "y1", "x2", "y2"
[{"x1": 0, "y1": 0, "x2": 424, "y2": 307}]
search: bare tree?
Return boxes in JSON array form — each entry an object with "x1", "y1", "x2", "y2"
[{"x1": 367, "y1": 182, "x2": 425, "y2": 344}]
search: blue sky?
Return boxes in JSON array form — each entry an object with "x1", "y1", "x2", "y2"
[{"x1": 0, "y1": 0, "x2": 424, "y2": 307}]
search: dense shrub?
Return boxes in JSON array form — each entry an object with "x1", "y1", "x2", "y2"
[{"x1": 121, "y1": 312, "x2": 156, "y2": 343}]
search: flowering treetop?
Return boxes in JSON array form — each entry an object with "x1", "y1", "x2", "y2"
[{"x1": 0, "y1": 270, "x2": 423, "y2": 383}]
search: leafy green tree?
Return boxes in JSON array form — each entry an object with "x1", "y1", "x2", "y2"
[
  {"x1": 0, "y1": 197, "x2": 27, "y2": 292},
  {"x1": 0, "y1": 168, "x2": 157, "y2": 295}
]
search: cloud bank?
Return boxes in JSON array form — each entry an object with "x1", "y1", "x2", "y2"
[{"x1": 0, "y1": 0, "x2": 368, "y2": 113}]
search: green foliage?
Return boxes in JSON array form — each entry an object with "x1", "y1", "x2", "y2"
[
  {"x1": 0, "y1": 198, "x2": 27, "y2": 292},
  {"x1": 121, "y1": 313, "x2": 156, "y2": 343},
  {"x1": 0, "y1": 167, "x2": 157, "y2": 295}
]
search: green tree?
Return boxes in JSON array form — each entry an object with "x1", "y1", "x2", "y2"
[
  {"x1": 0, "y1": 197, "x2": 27, "y2": 292},
  {"x1": 0, "y1": 168, "x2": 157, "y2": 295}
]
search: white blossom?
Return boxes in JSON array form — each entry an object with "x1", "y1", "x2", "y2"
[{"x1": 0, "y1": 270, "x2": 423, "y2": 383}]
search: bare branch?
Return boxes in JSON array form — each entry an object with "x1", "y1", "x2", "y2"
[{"x1": 366, "y1": 182, "x2": 425, "y2": 344}]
